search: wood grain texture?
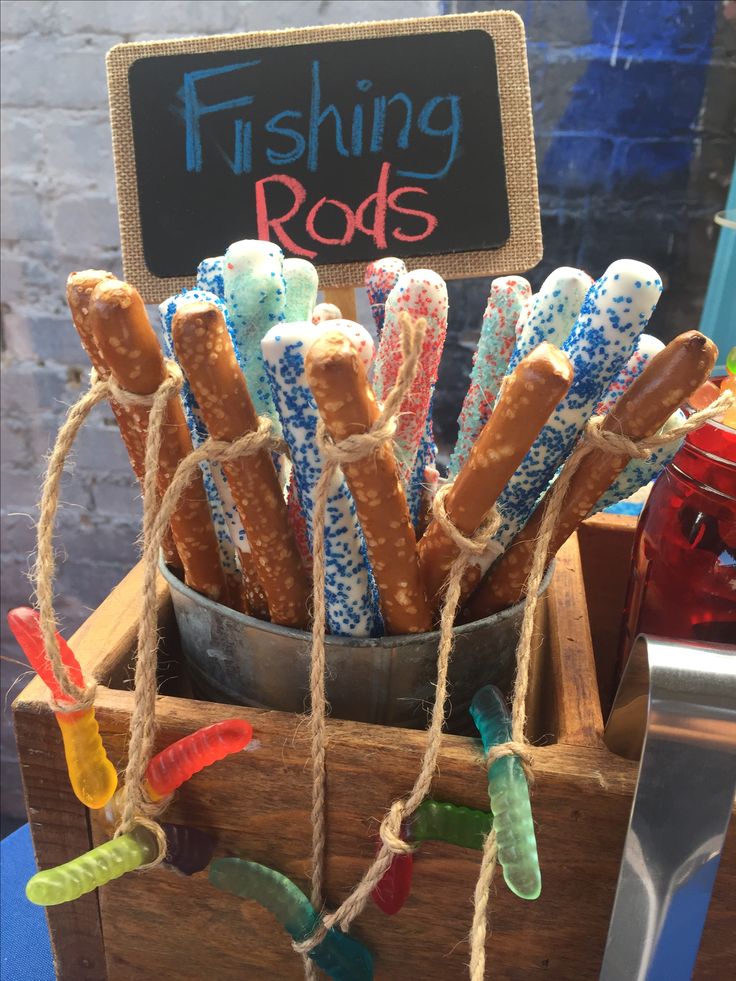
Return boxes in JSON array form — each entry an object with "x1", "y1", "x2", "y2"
[
  {"x1": 546, "y1": 534, "x2": 605, "y2": 747},
  {"x1": 11, "y1": 564, "x2": 172, "y2": 980},
  {"x1": 86, "y1": 688, "x2": 639, "y2": 981},
  {"x1": 13, "y1": 516, "x2": 734, "y2": 980},
  {"x1": 577, "y1": 514, "x2": 636, "y2": 717},
  {"x1": 13, "y1": 703, "x2": 105, "y2": 981}
]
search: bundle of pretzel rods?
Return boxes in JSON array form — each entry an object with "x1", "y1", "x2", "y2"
[{"x1": 65, "y1": 246, "x2": 719, "y2": 641}]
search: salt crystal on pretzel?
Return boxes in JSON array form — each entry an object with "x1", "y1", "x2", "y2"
[
  {"x1": 449, "y1": 276, "x2": 531, "y2": 477},
  {"x1": 419, "y1": 343, "x2": 573, "y2": 614},
  {"x1": 306, "y1": 330, "x2": 432, "y2": 635},
  {"x1": 173, "y1": 300, "x2": 310, "y2": 629},
  {"x1": 596, "y1": 333, "x2": 665, "y2": 414},
  {"x1": 467, "y1": 331, "x2": 717, "y2": 618},
  {"x1": 66, "y1": 271, "x2": 183, "y2": 574},
  {"x1": 262, "y1": 320, "x2": 381, "y2": 637},
  {"x1": 89, "y1": 279, "x2": 228, "y2": 603}
]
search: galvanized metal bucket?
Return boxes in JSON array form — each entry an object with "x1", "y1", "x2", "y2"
[{"x1": 162, "y1": 559, "x2": 552, "y2": 736}]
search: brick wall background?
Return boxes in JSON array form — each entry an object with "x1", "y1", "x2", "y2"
[{"x1": 1, "y1": 0, "x2": 734, "y2": 831}]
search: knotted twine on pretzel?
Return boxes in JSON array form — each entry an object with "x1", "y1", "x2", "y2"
[
  {"x1": 32, "y1": 321, "x2": 734, "y2": 970},
  {"x1": 31, "y1": 359, "x2": 286, "y2": 868},
  {"x1": 467, "y1": 385, "x2": 735, "y2": 980},
  {"x1": 295, "y1": 313, "x2": 507, "y2": 964}
]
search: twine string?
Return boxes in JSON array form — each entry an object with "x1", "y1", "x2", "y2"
[
  {"x1": 296, "y1": 314, "x2": 503, "y2": 960},
  {"x1": 466, "y1": 387, "x2": 735, "y2": 978},
  {"x1": 116, "y1": 415, "x2": 286, "y2": 859},
  {"x1": 31, "y1": 328, "x2": 734, "y2": 972}
]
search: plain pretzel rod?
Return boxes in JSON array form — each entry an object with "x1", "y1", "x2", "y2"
[
  {"x1": 465, "y1": 330, "x2": 719, "y2": 619},
  {"x1": 172, "y1": 300, "x2": 311, "y2": 629},
  {"x1": 418, "y1": 342, "x2": 573, "y2": 614},
  {"x1": 88, "y1": 279, "x2": 230, "y2": 605},
  {"x1": 66, "y1": 270, "x2": 183, "y2": 574},
  {"x1": 305, "y1": 329, "x2": 433, "y2": 635}
]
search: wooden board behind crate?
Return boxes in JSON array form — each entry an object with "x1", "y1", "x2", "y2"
[{"x1": 13, "y1": 518, "x2": 736, "y2": 979}]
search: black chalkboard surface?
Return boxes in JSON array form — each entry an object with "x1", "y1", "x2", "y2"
[{"x1": 128, "y1": 30, "x2": 509, "y2": 278}]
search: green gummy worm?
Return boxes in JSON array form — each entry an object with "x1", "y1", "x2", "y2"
[
  {"x1": 26, "y1": 828, "x2": 156, "y2": 906},
  {"x1": 409, "y1": 799, "x2": 493, "y2": 851},
  {"x1": 470, "y1": 685, "x2": 541, "y2": 901}
]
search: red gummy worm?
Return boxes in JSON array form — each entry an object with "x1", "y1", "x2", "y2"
[
  {"x1": 146, "y1": 720, "x2": 254, "y2": 796},
  {"x1": 7, "y1": 607, "x2": 84, "y2": 703},
  {"x1": 370, "y1": 844, "x2": 414, "y2": 916}
]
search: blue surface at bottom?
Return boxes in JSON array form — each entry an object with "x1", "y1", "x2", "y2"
[{"x1": 1, "y1": 824, "x2": 55, "y2": 980}]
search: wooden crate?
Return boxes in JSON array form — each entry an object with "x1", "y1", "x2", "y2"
[{"x1": 13, "y1": 514, "x2": 736, "y2": 980}]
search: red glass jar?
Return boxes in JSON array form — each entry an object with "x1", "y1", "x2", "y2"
[{"x1": 619, "y1": 415, "x2": 736, "y2": 667}]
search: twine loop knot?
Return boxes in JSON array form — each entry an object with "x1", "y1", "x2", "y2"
[
  {"x1": 379, "y1": 800, "x2": 416, "y2": 856},
  {"x1": 485, "y1": 740, "x2": 535, "y2": 787},
  {"x1": 49, "y1": 681, "x2": 97, "y2": 715},
  {"x1": 90, "y1": 359, "x2": 184, "y2": 410},
  {"x1": 431, "y1": 482, "x2": 504, "y2": 564},
  {"x1": 583, "y1": 415, "x2": 652, "y2": 460}
]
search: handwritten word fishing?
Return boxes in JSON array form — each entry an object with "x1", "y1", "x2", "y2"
[{"x1": 180, "y1": 60, "x2": 463, "y2": 182}]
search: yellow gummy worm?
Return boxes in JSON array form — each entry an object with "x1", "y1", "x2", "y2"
[{"x1": 56, "y1": 708, "x2": 118, "y2": 809}]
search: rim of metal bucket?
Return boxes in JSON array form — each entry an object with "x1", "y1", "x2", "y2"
[{"x1": 159, "y1": 555, "x2": 554, "y2": 646}]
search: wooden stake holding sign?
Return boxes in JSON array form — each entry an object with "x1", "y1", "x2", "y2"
[{"x1": 106, "y1": 11, "x2": 540, "y2": 302}]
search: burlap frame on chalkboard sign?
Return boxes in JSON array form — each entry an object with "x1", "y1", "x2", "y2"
[{"x1": 106, "y1": 11, "x2": 541, "y2": 303}]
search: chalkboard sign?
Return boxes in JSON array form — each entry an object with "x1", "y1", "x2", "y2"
[{"x1": 107, "y1": 13, "x2": 541, "y2": 302}]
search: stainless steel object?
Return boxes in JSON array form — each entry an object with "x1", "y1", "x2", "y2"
[
  {"x1": 602, "y1": 635, "x2": 736, "y2": 981},
  {"x1": 161, "y1": 558, "x2": 552, "y2": 736}
]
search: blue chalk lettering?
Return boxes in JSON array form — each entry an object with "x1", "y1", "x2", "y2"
[
  {"x1": 351, "y1": 104, "x2": 363, "y2": 156},
  {"x1": 307, "y1": 60, "x2": 349, "y2": 171},
  {"x1": 265, "y1": 110, "x2": 306, "y2": 165},
  {"x1": 369, "y1": 93, "x2": 413, "y2": 154},
  {"x1": 230, "y1": 119, "x2": 253, "y2": 175},
  {"x1": 180, "y1": 61, "x2": 260, "y2": 173},
  {"x1": 398, "y1": 95, "x2": 462, "y2": 180}
]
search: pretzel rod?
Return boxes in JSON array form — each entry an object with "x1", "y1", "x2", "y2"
[
  {"x1": 411, "y1": 392, "x2": 440, "y2": 538},
  {"x1": 419, "y1": 343, "x2": 573, "y2": 613},
  {"x1": 505, "y1": 267, "x2": 592, "y2": 374},
  {"x1": 160, "y1": 292, "x2": 239, "y2": 563},
  {"x1": 597, "y1": 333, "x2": 665, "y2": 413},
  {"x1": 88, "y1": 279, "x2": 228, "y2": 603},
  {"x1": 364, "y1": 257, "x2": 407, "y2": 336},
  {"x1": 467, "y1": 330, "x2": 718, "y2": 618},
  {"x1": 305, "y1": 330, "x2": 432, "y2": 635},
  {"x1": 159, "y1": 290, "x2": 268, "y2": 618},
  {"x1": 374, "y1": 270, "x2": 448, "y2": 524},
  {"x1": 222, "y1": 240, "x2": 285, "y2": 428},
  {"x1": 283, "y1": 258, "x2": 319, "y2": 322},
  {"x1": 311, "y1": 302, "x2": 342, "y2": 325},
  {"x1": 591, "y1": 408, "x2": 685, "y2": 514},
  {"x1": 66, "y1": 271, "x2": 182, "y2": 573},
  {"x1": 172, "y1": 301, "x2": 310, "y2": 629},
  {"x1": 196, "y1": 256, "x2": 224, "y2": 298},
  {"x1": 493, "y1": 259, "x2": 663, "y2": 547},
  {"x1": 449, "y1": 276, "x2": 531, "y2": 477},
  {"x1": 261, "y1": 319, "x2": 381, "y2": 637}
]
